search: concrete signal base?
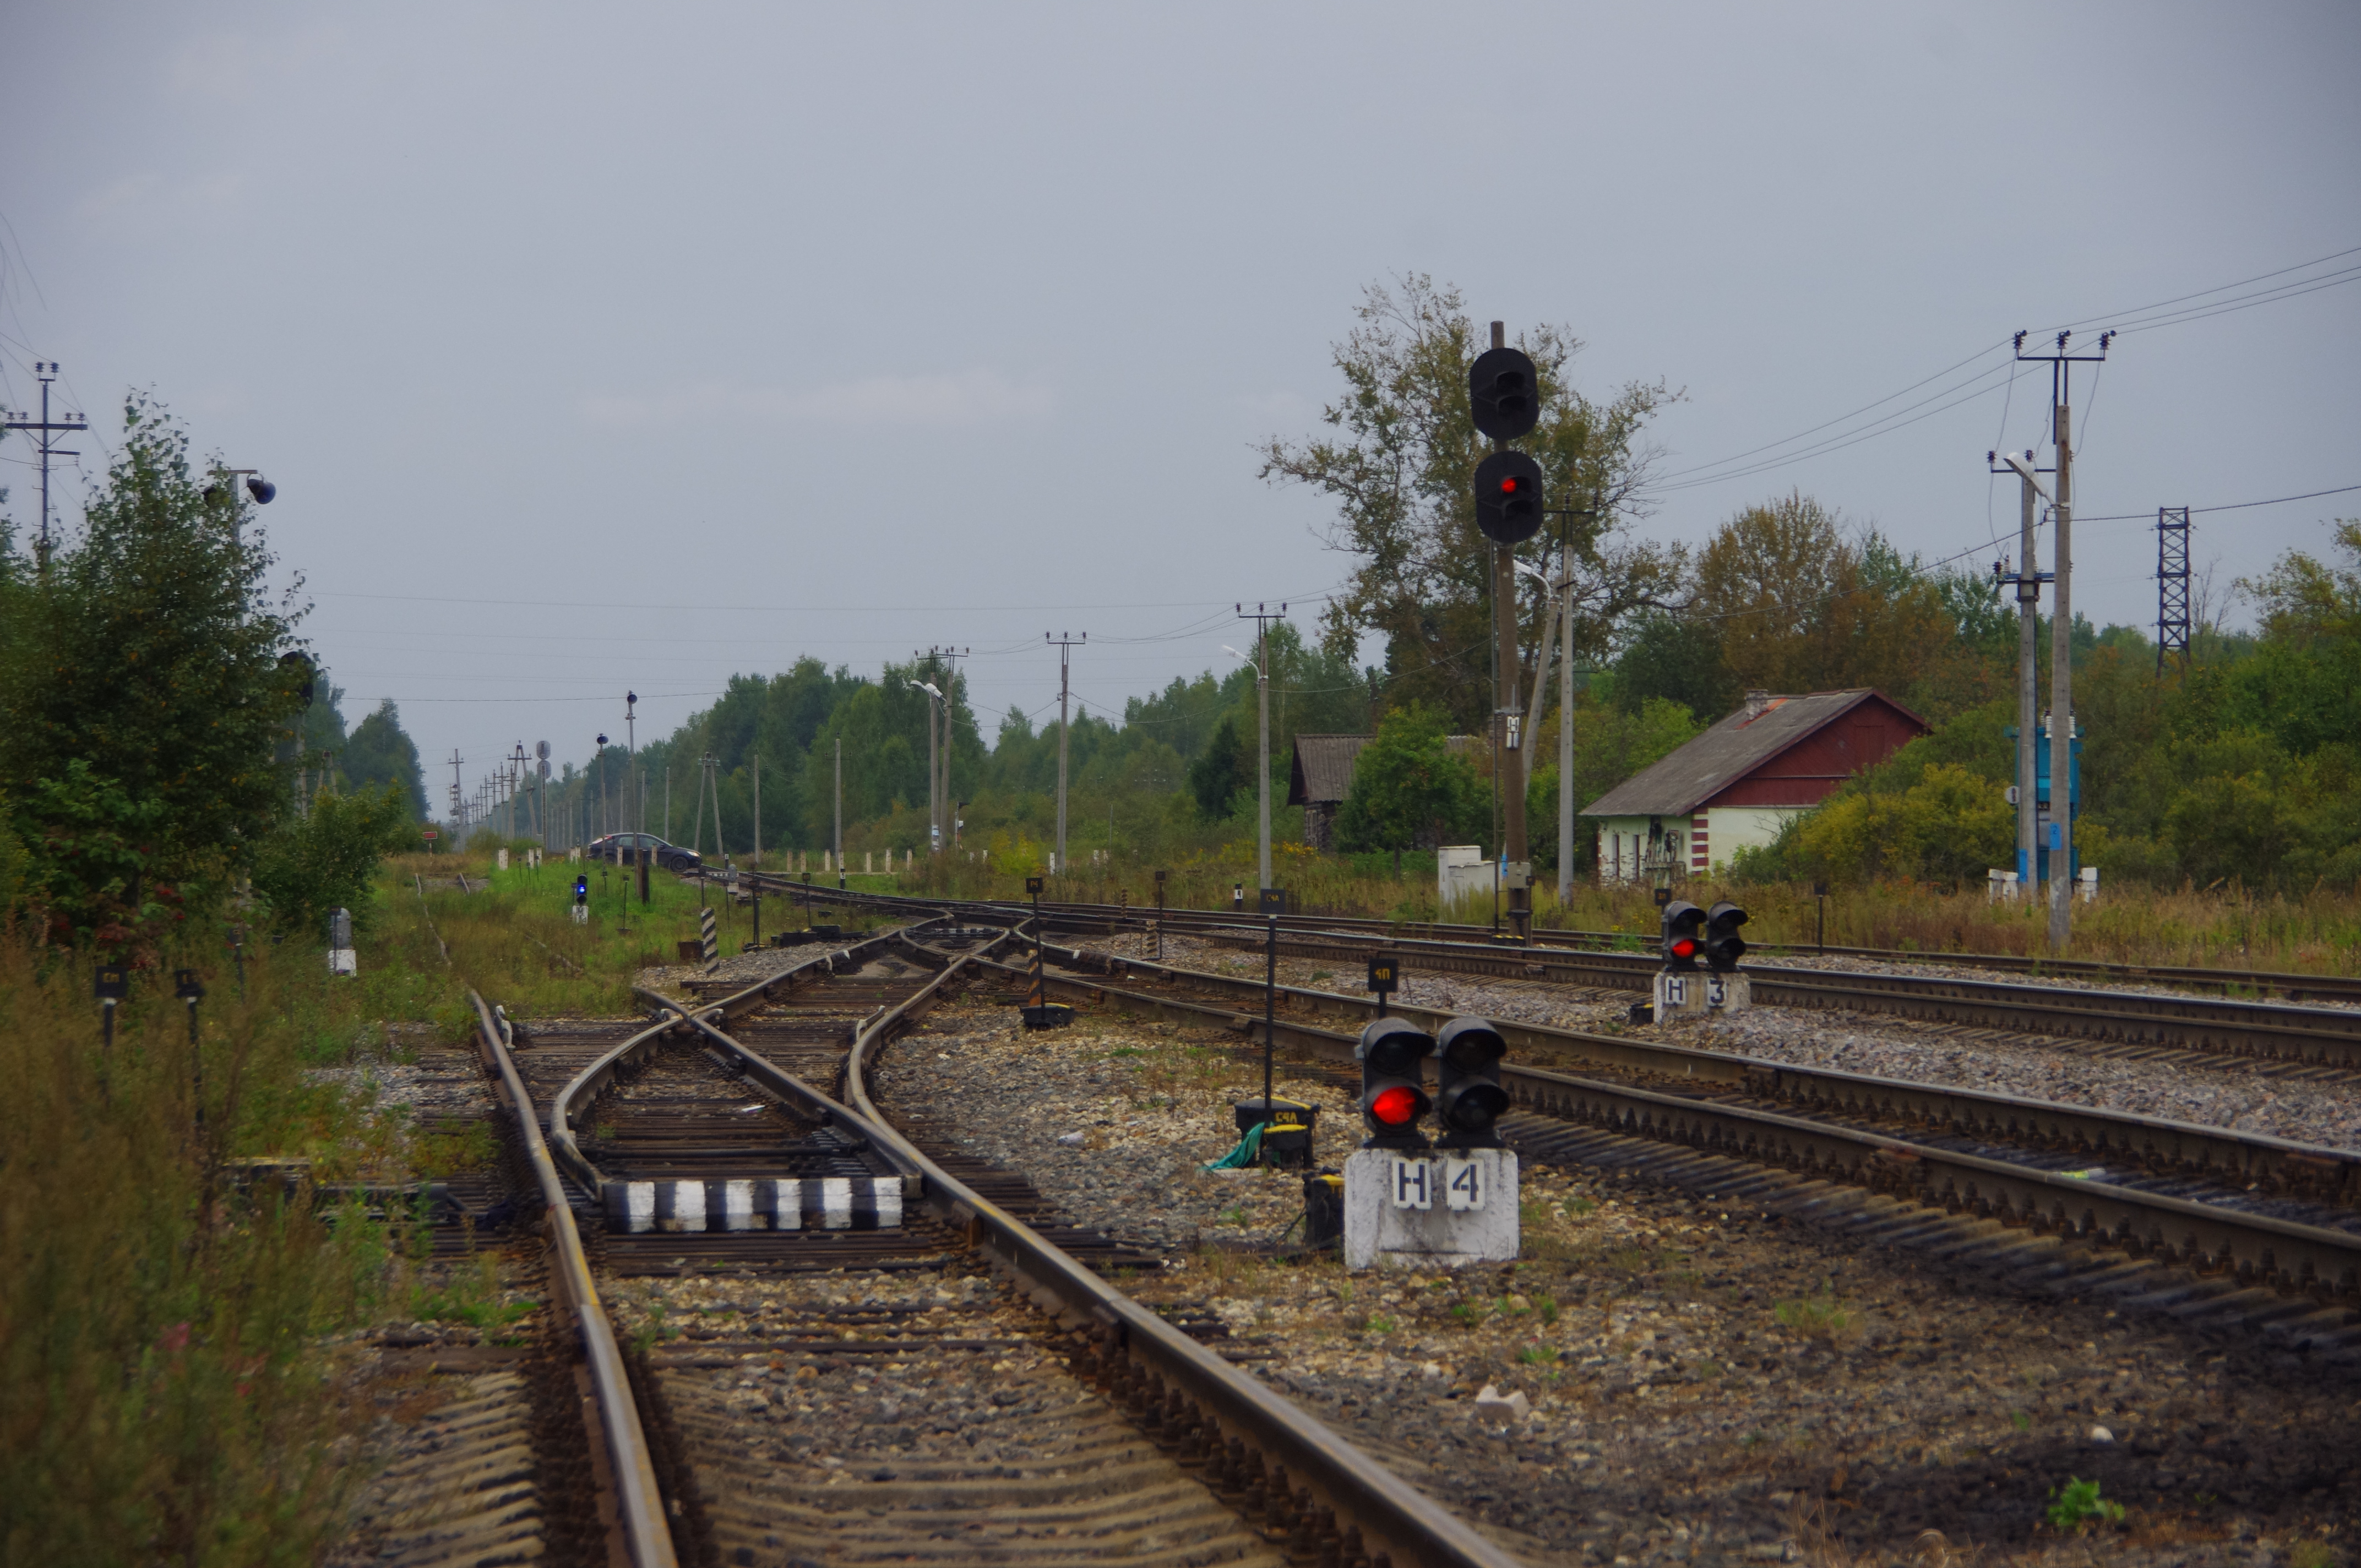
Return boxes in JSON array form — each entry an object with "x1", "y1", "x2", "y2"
[{"x1": 1341, "y1": 1148, "x2": 1519, "y2": 1271}]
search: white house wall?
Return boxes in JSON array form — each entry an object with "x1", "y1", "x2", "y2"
[{"x1": 1593, "y1": 807, "x2": 1803, "y2": 883}]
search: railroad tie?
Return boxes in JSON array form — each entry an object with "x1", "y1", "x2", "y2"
[{"x1": 601, "y1": 1174, "x2": 908, "y2": 1233}]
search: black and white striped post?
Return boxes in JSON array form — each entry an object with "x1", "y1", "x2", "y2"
[{"x1": 699, "y1": 906, "x2": 719, "y2": 966}]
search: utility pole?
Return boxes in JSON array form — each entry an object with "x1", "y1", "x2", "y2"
[
  {"x1": 1234, "y1": 605, "x2": 1286, "y2": 894},
  {"x1": 1990, "y1": 446, "x2": 2053, "y2": 901},
  {"x1": 1536, "y1": 500, "x2": 1599, "y2": 904},
  {"x1": 1046, "y1": 633, "x2": 1086, "y2": 875},
  {"x1": 2, "y1": 363, "x2": 88, "y2": 574},
  {"x1": 2014, "y1": 328, "x2": 2113, "y2": 952},
  {"x1": 834, "y1": 737, "x2": 842, "y2": 886},
  {"x1": 447, "y1": 749, "x2": 465, "y2": 842},
  {"x1": 917, "y1": 647, "x2": 969, "y2": 858}
]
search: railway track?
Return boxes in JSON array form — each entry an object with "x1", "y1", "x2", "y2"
[
  {"x1": 749, "y1": 878, "x2": 2361, "y2": 1071},
  {"x1": 744, "y1": 876, "x2": 2361, "y2": 1003},
  {"x1": 463, "y1": 922, "x2": 1533, "y2": 1567},
  {"x1": 956, "y1": 937, "x2": 2361, "y2": 1358}
]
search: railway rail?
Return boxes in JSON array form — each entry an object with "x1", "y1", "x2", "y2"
[
  {"x1": 746, "y1": 876, "x2": 2361, "y2": 1070},
  {"x1": 741, "y1": 875, "x2": 2361, "y2": 1003},
  {"x1": 945, "y1": 938, "x2": 2361, "y2": 1355},
  {"x1": 468, "y1": 921, "x2": 1532, "y2": 1568}
]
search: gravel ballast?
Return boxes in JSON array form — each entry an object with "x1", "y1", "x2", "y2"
[
  {"x1": 1106, "y1": 936, "x2": 2361, "y2": 1154},
  {"x1": 872, "y1": 993, "x2": 2361, "y2": 1567}
]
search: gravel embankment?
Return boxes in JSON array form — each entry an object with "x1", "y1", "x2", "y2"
[
  {"x1": 1104, "y1": 937, "x2": 2361, "y2": 1154},
  {"x1": 875, "y1": 996, "x2": 2361, "y2": 1567}
]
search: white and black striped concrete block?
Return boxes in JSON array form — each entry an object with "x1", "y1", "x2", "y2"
[{"x1": 602, "y1": 1175, "x2": 907, "y2": 1233}]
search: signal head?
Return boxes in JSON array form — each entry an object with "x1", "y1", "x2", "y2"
[
  {"x1": 1705, "y1": 900, "x2": 1749, "y2": 972},
  {"x1": 278, "y1": 650, "x2": 316, "y2": 707},
  {"x1": 1356, "y1": 1017, "x2": 1435, "y2": 1147},
  {"x1": 1436, "y1": 1016, "x2": 1506, "y2": 1075},
  {"x1": 1434, "y1": 1016, "x2": 1510, "y2": 1147},
  {"x1": 1661, "y1": 899, "x2": 1706, "y2": 972},
  {"x1": 245, "y1": 475, "x2": 276, "y2": 504},
  {"x1": 1471, "y1": 450, "x2": 1546, "y2": 544},
  {"x1": 1357, "y1": 1016, "x2": 1434, "y2": 1078},
  {"x1": 1467, "y1": 345, "x2": 1542, "y2": 442}
]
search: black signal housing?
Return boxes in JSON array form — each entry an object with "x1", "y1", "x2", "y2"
[
  {"x1": 1433, "y1": 1016, "x2": 1510, "y2": 1149},
  {"x1": 1705, "y1": 900, "x2": 1749, "y2": 973},
  {"x1": 1661, "y1": 899, "x2": 1706, "y2": 972},
  {"x1": 1355, "y1": 1017, "x2": 1434, "y2": 1150},
  {"x1": 1472, "y1": 450, "x2": 1546, "y2": 543}
]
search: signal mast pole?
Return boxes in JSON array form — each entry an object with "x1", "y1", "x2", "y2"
[{"x1": 1488, "y1": 323, "x2": 1532, "y2": 943}]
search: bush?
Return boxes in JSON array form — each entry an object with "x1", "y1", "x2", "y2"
[
  {"x1": 1739, "y1": 762, "x2": 2011, "y2": 888},
  {"x1": 249, "y1": 783, "x2": 415, "y2": 940}
]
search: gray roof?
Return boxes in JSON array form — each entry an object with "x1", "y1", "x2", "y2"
[
  {"x1": 1581, "y1": 690, "x2": 1909, "y2": 819},
  {"x1": 1288, "y1": 734, "x2": 1373, "y2": 805}
]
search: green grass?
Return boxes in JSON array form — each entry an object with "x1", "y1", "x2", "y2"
[
  {"x1": 1772, "y1": 1296, "x2": 1857, "y2": 1341},
  {"x1": 413, "y1": 1255, "x2": 535, "y2": 1333},
  {"x1": 2044, "y1": 1477, "x2": 2125, "y2": 1531}
]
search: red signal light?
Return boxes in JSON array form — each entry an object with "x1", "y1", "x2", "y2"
[
  {"x1": 1669, "y1": 937, "x2": 1699, "y2": 959},
  {"x1": 1499, "y1": 476, "x2": 1519, "y2": 494},
  {"x1": 1369, "y1": 1085, "x2": 1421, "y2": 1125}
]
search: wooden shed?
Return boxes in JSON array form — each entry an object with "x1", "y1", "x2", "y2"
[
  {"x1": 1288, "y1": 733, "x2": 1374, "y2": 851},
  {"x1": 1581, "y1": 689, "x2": 1928, "y2": 882}
]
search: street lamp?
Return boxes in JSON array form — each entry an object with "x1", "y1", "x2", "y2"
[{"x1": 205, "y1": 469, "x2": 276, "y2": 548}]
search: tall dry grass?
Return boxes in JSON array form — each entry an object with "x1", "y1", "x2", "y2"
[
  {"x1": 0, "y1": 931, "x2": 392, "y2": 1565},
  {"x1": 900, "y1": 848, "x2": 2361, "y2": 974}
]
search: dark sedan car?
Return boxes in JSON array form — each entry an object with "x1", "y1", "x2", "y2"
[{"x1": 587, "y1": 832, "x2": 702, "y2": 873}]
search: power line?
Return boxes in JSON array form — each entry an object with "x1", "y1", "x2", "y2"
[
  {"x1": 2074, "y1": 482, "x2": 2361, "y2": 524},
  {"x1": 1639, "y1": 241, "x2": 2361, "y2": 497}
]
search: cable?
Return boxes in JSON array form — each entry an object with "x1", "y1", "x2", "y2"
[
  {"x1": 2055, "y1": 242, "x2": 2361, "y2": 331},
  {"x1": 1641, "y1": 241, "x2": 2361, "y2": 498},
  {"x1": 2072, "y1": 483, "x2": 2361, "y2": 524}
]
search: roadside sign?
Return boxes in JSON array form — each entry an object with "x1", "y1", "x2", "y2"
[{"x1": 422, "y1": 829, "x2": 440, "y2": 841}]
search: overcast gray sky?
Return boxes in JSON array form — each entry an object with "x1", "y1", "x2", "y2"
[{"x1": 6, "y1": 3, "x2": 2357, "y2": 804}]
